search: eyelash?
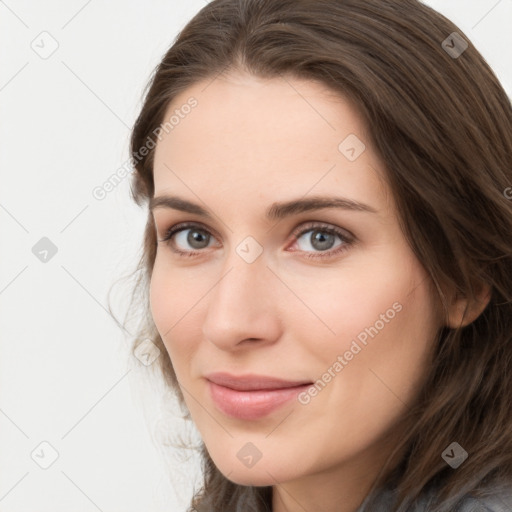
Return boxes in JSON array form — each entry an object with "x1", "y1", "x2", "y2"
[{"x1": 158, "y1": 221, "x2": 354, "y2": 260}]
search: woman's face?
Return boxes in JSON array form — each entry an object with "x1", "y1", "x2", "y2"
[{"x1": 150, "y1": 72, "x2": 441, "y2": 495}]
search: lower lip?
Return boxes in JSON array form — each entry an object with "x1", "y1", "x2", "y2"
[{"x1": 208, "y1": 381, "x2": 312, "y2": 420}]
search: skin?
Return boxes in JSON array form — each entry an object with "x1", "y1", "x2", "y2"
[{"x1": 149, "y1": 71, "x2": 490, "y2": 512}]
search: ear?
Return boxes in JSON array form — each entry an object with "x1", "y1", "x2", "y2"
[{"x1": 445, "y1": 281, "x2": 492, "y2": 329}]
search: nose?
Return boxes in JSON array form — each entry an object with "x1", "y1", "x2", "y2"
[{"x1": 201, "y1": 245, "x2": 282, "y2": 351}]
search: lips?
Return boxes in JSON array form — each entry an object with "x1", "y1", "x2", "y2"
[
  {"x1": 205, "y1": 372, "x2": 313, "y2": 420},
  {"x1": 206, "y1": 372, "x2": 313, "y2": 390}
]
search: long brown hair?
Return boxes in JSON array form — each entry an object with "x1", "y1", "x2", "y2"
[{"x1": 125, "y1": 0, "x2": 512, "y2": 510}]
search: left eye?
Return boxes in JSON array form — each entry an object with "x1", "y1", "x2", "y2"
[
  {"x1": 288, "y1": 223, "x2": 353, "y2": 259},
  {"x1": 294, "y1": 228, "x2": 344, "y2": 252}
]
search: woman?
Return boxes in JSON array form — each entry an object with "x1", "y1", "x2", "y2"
[{"x1": 126, "y1": 0, "x2": 512, "y2": 510}]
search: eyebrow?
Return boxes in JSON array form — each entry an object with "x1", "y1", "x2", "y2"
[{"x1": 149, "y1": 195, "x2": 378, "y2": 220}]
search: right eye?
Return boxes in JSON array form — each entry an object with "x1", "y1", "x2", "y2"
[{"x1": 159, "y1": 222, "x2": 219, "y2": 257}]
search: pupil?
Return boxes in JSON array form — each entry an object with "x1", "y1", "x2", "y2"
[
  {"x1": 312, "y1": 230, "x2": 334, "y2": 251},
  {"x1": 189, "y1": 229, "x2": 209, "y2": 248}
]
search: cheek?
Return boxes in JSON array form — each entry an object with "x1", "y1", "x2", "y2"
[
  {"x1": 149, "y1": 261, "x2": 173, "y2": 333},
  {"x1": 320, "y1": 272, "x2": 437, "y2": 413},
  {"x1": 149, "y1": 260, "x2": 200, "y2": 372},
  {"x1": 292, "y1": 265, "x2": 407, "y2": 352},
  {"x1": 149, "y1": 256, "x2": 199, "y2": 331},
  {"x1": 306, "y1": 253, "x2": 436, "y2": 380}
]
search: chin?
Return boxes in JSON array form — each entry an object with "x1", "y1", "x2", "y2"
[
  {"x1": 214, "y1": 456, "x2": 303, "y2": 487},
  {"x1": 222, "y1": 469, "x2": 278, "y2": 487}
]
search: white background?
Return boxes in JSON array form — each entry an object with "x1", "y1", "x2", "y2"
[{"x1": 0, "y1": 1, "x2": 510, "y2": 511}]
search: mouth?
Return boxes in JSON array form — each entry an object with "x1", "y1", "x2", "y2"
[{"x1": 205, "y1": 372, "x2": 314, "y2": 420}]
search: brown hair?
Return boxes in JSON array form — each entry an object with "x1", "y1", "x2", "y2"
[{"x1": 125, "y1": 0, "x2": 512, "y2": 510}]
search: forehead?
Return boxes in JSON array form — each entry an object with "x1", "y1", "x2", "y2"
[{"x1": 152, "y1": 72, "x2": 390, "y2": 212}]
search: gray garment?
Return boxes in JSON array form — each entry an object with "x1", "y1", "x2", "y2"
[{"x1": 355, "y1": 483, "x2": 512, "y2": 512}]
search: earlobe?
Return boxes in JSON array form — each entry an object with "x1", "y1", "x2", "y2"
[{"x1": 445, "y1": 282, "x2": 492, "y2": 329}]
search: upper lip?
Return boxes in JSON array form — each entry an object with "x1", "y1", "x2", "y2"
[{"x1": 206, "y1": 372, "x2": 313, "y2": 391}]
